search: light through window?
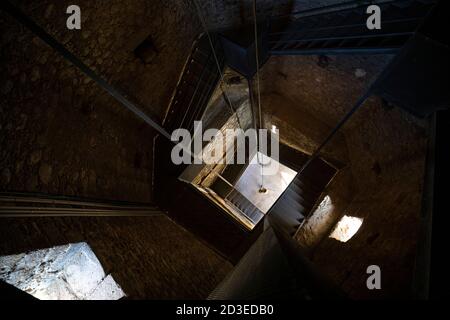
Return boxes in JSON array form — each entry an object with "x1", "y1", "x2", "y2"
[
  {"x1": 0, "y1": 242, "x2": 125, "y2": 300},
  {"x1": 329, "y1": 215, "x2": 363, "y2": 242}
]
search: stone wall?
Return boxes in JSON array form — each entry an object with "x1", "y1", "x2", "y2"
[
  {"x1": 295, "y1": 167, "x2": 355, "y2": 252},
  {"x1": 0, "y1": 0, "x2": 366, "y2": 199},
  {"x1": 260, "y1": 52, "x2": 428, "y2": 298},
  {"x1": 306, "y1": 101, "x2": 428, "y2": 299},
  {"x1": 260, "y1": 55, "x2": 393, "y2": 128},
  {"x1": 0, "y1": 0, "x2": 203, "y2": 202},
  {"x1": 1, "y1": 0, "x2": 431, "y2": 299},
  {"x1": 0, "y1": 215, "x2": 232, "y2": 299},
  {"x1": 261, "y1": 92, "x2": 349, "y2": 166}
]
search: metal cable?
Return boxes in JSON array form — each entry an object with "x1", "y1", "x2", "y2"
[{"x1": 252, "y1": 0, "x2": 264, "y2": 189}]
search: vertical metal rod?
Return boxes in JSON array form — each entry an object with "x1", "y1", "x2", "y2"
[
  {"x1": 253, "y1": 0, "x2": 264, "y2": 190},
  {"x1": 247, "y1": 78, "x2": 265, "y2": 190},
  {"x1": 247, "y1": 79, "x2": 258, "y2": 137},
  {"x1": 252, "y1": 0, "x2": 263, "y2": 132}
]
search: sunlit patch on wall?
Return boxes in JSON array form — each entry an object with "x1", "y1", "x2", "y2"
[
  {"x1": 0, "y1": 242, "x2": 125, "y2": 300},
  {"x1": 329, "y1": 215, "x2": 363, "y2": 243},
  {"x1": 314, "y1": 195, "x2": 333, "y2": 215}
]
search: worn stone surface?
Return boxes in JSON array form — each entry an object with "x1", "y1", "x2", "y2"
[
  {"x1": 0, "y1": 215, "x2": 232, "y2": 299},
  {"x1": 0, "y1": 168, "x2": 11, "y2": 186},
  {"x1": 38, "y1": 164, "x2": 52, "y2": 185},
  {"x1": 0, "y1": 0, "x2": 430, "y2": 299},
  {"x1": 260, "y1": 52, "x2": 428, "y2": 299},
  {"x1": 0, "y1": 0, "x2": 202, "y2": 202},
  {"x1": 296, "y1": 167, "x2": 355, "y2": 253},
  {"x1": 261, "y1": 92, "x2": 349, "y2": 165},
  {"x1": 0, "y1": 242, "x2": 125, "y2": 300},
  {"x1": 0, "y1": 0, "x2": 379, "y2": 200},
  {"x1": 260, "y1": 55, "x2": 393, "y2": 129},
  {"x1": 307, "y1": 103, "x2": 428, "y2": 299}
]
